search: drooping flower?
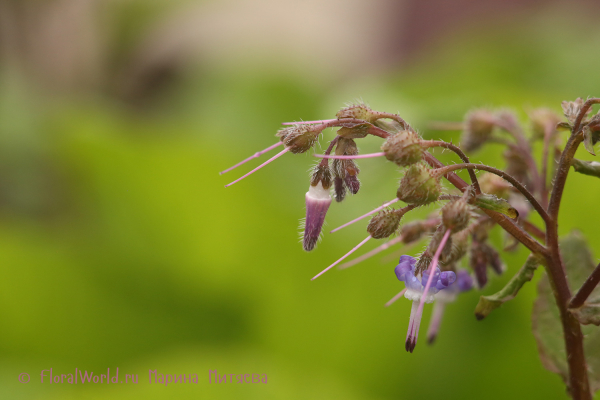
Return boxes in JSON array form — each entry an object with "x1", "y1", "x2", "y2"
[
  {"x1": 395, "y1": 254, "x2": 456, "y2": 352},
  {"x1": 426, "y1": 270, "x2": 473, "y2": 344}
]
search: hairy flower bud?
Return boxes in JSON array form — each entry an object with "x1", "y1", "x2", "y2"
[
  {"x1": 381, "y1": 130, "x2": 423, "y2": 166},
  {"x1": 396, "y1": 163, "x2": 441, "y2": 205},
  {"x1": 530, "y1": 108, "x2": 560, "y2": 139},
  {"x1": 344, "y1": 174, "x2": 360, "y2": 194},
  {"x1": 333, "y1": 176, "x2": 346, "y2": 202},
  {"x1": 310, "y1": 164, "x2": 332, "y2": 189},
  {"x1": 337, "y1": 123, "x2": 371, "y2": 139},
  {"x1": 462, "y1": 109, "x2": 495, "y2": 152},
  {"x1": 479, "y1": 173, "x2": 511, "y2": 199},
  {"x1": 503, "y1": 147, "x2": 530, "y2": 187},
  {"x1": 367, "y1": 209, "x2": 404, "y2": 239},
  {"x1": 441, "y1": 200, "x2": 471, "y2": 233},
  {"x1": 277, "y1": 125, "x2": 323, "y2": 154},
  {"x1": 336, "y1": 103, "x2": 376, "y2": 122},
  {"x1": 561, "y1": 97, "x2": 590, "y2": 125},
  {"x1": 400, "y1": 221, "x2": 426, "y2": 243},
  {"x1": 303, "y1": 182, "x2": 332, "y2": 251},
  {"x1": 333, "y1": 138, "x2": 361, "y2": 195}
]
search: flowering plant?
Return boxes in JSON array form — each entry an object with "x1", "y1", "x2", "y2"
[{"x1": 222, "y1": 99, "x2": 600, "y2": 400}]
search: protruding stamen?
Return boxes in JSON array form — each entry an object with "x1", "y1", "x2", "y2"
[
  {"x1": 339, "y1": 235, "x2": 404, "y2": 270},
  {"x1": 311, "y1": 236, "x2": 372, "y2": 281},
  {"x1": 225, "y1": 148, "x2": 290, "y2": 187},
  {"x1": 385, "y1": 288, "x2": 407, "y2": 307},
  {"x1": 282, "y1": 119, "x2": 337, "y2": 125},
  {"x1": 415, "y1": 229, "x2": 452, "y2": 330},
  {"x1": 426, "y1": 301, "x2": 446, "y2": 345},
  {"x1": 330, "y1": 198, "x2": 399, "y2": 234},
  {"x1": 405, "y1": 301, "x2": 422, "y2": 353},
  {"x1": 314, "y1": 152, "x2": 385, "y2": 160},
  {"x1": 219, "y1": 142, "x2": 283, "y2": 175}
]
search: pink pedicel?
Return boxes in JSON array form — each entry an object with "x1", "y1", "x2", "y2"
[
  {"x1": 311, "y1": 236, "x2": 372, "y2": 281},
  {"x1": 314, "y1": 152, "x2": 385, "y2": 160},
  {"x1": 330, "y1": 198, "x2": 399, "y2": 233},
  {"x1": 224, "y1": 147, "x2": 290, "y2": 187},
  {"x1": 219, "y1": 142, "x2": 283, "y2": 175}
]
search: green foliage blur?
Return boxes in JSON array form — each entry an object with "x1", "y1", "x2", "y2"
[{"x1": 2, "y1": 2, "x2": 600, "y2": 400}]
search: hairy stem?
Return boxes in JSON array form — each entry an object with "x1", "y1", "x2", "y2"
[
  {"x1": 422, "y1": 153, "x2": 547, "y2": 257},
  {"x1": 569, "y1": 262, "x2": 600, "y2": 309},
  {"x1": 543, "y1": 100, "x2": 600, "y2": 400},
  {"x1": 432, "y1": 163, "x2": 551, "y2": 225},
  {"x1": 422, "y1": 140, "x2": 481, "y2": 193},
  {"x1": 540, "y1": 122, "x2": 556, "y2": 209}
]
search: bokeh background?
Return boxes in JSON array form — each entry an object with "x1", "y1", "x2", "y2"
[{"x1": 2, "y1": 0, "x2": 600, "y2": 399}]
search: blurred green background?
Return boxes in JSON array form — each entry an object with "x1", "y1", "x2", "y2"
[{"x1": 1, "y1": 0, "x2": 600, "y2": 399}]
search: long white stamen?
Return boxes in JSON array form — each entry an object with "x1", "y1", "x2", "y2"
[
  {"x1": 405, "y1": 301, "x2": 421, "y2": 352},
  {"x1": 311, "y1": 235, "x2": 372, "y2": 280},
  {"x1": 225, "y1": 148, "x2": 289, "y2": 187},
  {"x1": 314, "y1": 152, "x2": 385, "y2": 160},
  {"x1": 220, "y1": 142, "x2": 283, "y2": 175},
  {"x1": 330, "y1": 198, "x2": 399, "y2": 233},
  {"x1": 427, "y1": 301, "x2": 446, "y2": 344},
  {"x1": 340, "y1": 235, "x2": 404, "y2": 270},
  {"x1": 415, "y1": 229, "x2": 452, "y2": 329},
  {"x1": 385, "y1": 288, "x2": 407, "y2": 307},
  {"x1": 282, "y1": 119, "x2": 337, "y2": 125}
]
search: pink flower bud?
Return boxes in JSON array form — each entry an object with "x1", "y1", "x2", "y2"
[{"x1": 303, "y1": 182, "x2": 332, "y2": 251}]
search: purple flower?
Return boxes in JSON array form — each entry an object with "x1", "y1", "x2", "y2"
[{"x1": 394, "y1": 255, "x2": 458, "y2": 352}]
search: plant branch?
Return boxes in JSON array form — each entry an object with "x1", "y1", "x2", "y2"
[
  {"x1": 422, "y1": 153, "x2": 547, "y2": 257},
  {"x1": 422, "y1": 140, "x2": 481, "y2": 193},
  {"x1": 495, "y1": 118, "x2": 542, "y2": 198},
  {"x1": 540, "y1": 122, "x2": 556, "y2": 209},
  {"x1": 432, "y1": 163, "x2": 551, "y2": 225},
  {"x1": 569, "y1": 262, "x2": 600, "y2": 309}
]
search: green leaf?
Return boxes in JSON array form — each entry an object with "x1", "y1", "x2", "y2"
[
  {"x1": 532, "y1": 231, "x2": 600, "y2": 393},
  {"x1": 475, "y1": 255, "x2": 539, "y2": 320},
  {"x1": 474, "y1": 193, "x2": 518, "y2": 218},
  {"x1": 572, "y1": 158, "x2": 600, "y2": 179},
  {"x1": 583, "y1": 126, "x2": 596, "y2": 156}
]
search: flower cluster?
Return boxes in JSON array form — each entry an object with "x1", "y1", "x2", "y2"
[{"x1": 220, "y1": 100, "x2": 573, "y2": 353}]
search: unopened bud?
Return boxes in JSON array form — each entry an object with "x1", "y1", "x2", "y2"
[
  {"x1": 462, "y1": 109, "x2": 495, "y2": 152},
  {"x1": 400, "y1": 221, "x2": 426, "y2": 243},
  {"x1": 441, "y1": 200, "x2": 471, "y2": 233},
  {"x1": 344, "y1": 174, "x2": 360, "y2": 194},
  {"x1": 396, "y1": 163, "x2": 441, "y2": 205},
  {"x1": 530, "y1": 108, "x2": 560, "y2": 139},
  {"x1": 337, "y1": 123, "x2": 371, "y2": 139},
  {"x1": 381, "y1": 130, "x2": 423, "y2": 166},
  {"x1": 303, "y1": 182, "x2": 332, "y2": 251},
  {"x1": 277, "y1": 125, "x2": 323, "y2": 154},
  {"x1": 482, "y1": 243, "x2": 505, "y2": 275},
  {"x1": 430, "y1": 228, "x2": 453, "y2": 261},
  {"x1": 336, "y1": 103, "x2": 376, "y2": 122},
  {"x1": 333, "y1": 177, "x2": 346, "y2": 202},
  {"x1": 561, "y1": 98, "x2": 590, "y2": 125},
  {"x1": 470, "y1": 242, "x2": 488, "y2": 288},
  {"x1": 503, "y1": 147, "x2": 530, "y2": 187},
  {"x1": 367, "y1": 209, "x2": 404, "y2": 239},
  {"x1": 334, "y1": 138, "x2": 361, "y2": 195},
  {"x1": 479, "y1": 173, "x2": 511, "y2": 199},
  {"x1": 444, "y1": 231, "x2": 468, "y2": 264},
  {"x1": 310, "y1": 164, "x2": 332, "y2": 189}
]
